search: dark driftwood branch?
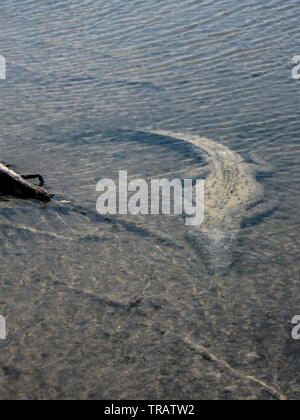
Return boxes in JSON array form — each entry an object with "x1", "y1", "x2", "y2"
[
  {"x1": 0, "y1": 163, "x2": 53, "y2": 202},
  {"x1": 21, "y1": 174, "x2": 44, "y2": 187}
]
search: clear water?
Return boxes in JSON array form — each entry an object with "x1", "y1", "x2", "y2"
[{"x1": 0, "y1": 0, "x2": 299, "y2": 400}]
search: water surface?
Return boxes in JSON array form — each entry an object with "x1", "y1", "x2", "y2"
[{"x1": 0, "y1": 0, "x2": 300, "y2": 400}]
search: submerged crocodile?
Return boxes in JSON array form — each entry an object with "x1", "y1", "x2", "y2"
[
  {"x1": 146, "y1": 130, "x2": 273, "y2": 273},
  {"x1": 0, "y1": 163, "x2": 52, "y2": 202},
  {"x1": 0, "y1": 131, "x2": 274, "y2": 272}
]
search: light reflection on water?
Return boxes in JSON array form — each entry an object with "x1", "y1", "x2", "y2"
[{"x1": 0, "y1": 0, "x2": 300, "y2": 400}]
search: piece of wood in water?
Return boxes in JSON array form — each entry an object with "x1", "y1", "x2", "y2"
[{"x1": 0, "y1": 163, "x2": 53, "y2": 202}]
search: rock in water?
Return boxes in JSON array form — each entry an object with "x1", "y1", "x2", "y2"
[{"x1": 0, "y1": 163, "x2": 52, "y2": 202}]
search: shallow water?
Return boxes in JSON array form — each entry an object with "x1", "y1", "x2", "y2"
[{"x1": 0, "y1": 0, "x2": 300, "y2": 400}]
